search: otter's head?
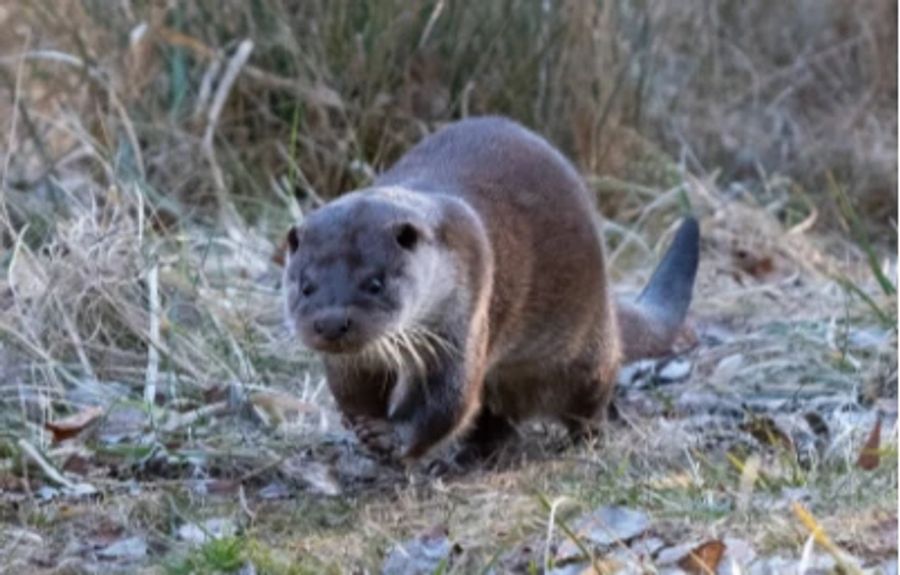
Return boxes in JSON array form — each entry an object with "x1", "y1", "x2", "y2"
[{"x1": 283, "y1": 190, "x2": 444, "y2": 355}]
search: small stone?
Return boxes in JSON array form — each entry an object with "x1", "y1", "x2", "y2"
[
  {"x1": 258, "y1": 481, "x2": 291, "y2": 500},
  {"x1": 849, "y1": 327, "x2": 891, "y2": 349},
  {"x1": 555, "y1": 506, "x2": 651, "y2": 562},
  {"x1": 657, "y1": 358, "x2": 693, "y2": 383},
  {"x1": 617, "y1": 360, "x2": 656, "y2": 387},
  {"x1": 36, "y1": 486, "x2": 59, "y2": 501},
  {"x1": 382, "y1": 526, "x2": 458, "y2": 575},
  {"x1": 177, "y1": 518, "x2": 237, "y2": 545},
  {"x1": 718, "y1": 538, "x2": 756, "y2": 574},
  {"x1": 64, "y1": 482, "x2": 98, "y2": 498},
  {"x1": 96, "y1": 536, "x2": 148, "y2": 561}
]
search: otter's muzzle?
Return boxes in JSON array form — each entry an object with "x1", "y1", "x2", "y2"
[{"x1": 313, "y1": 311, "x2": 353, "y2": 342}]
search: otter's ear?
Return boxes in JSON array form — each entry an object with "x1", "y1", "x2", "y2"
[
  {"x1": 286, "y1": 225, "x2": 302, "y2": 255},
  {"x1": 393, "y1": 222, "x2": 425, "y2": 251}
]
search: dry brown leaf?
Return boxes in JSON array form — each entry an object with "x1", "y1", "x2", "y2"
[
  {"x1": 856, "y1": 417, "x2": 882, "y2": 471},
  {"x1": 677, "y1": 539, "x2": 726, "y2": 575},
  {"x1": 45, "y1": 405, "x2": 104, "y2": 443},
  {"x1": 732, "y1": 246, "x2": 776, "y2": 279},
  {"x1": 61, "y1": 453, "x2": 92, "y2": 476}
]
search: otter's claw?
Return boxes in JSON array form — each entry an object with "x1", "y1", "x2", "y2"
[{"x1": 345, "y1": 415, "x2": 401, "y2": 460}]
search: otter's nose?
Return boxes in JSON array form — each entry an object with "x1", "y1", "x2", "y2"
[{"x1": 313, "y1": 313, "x2": 352, "y2": 341}]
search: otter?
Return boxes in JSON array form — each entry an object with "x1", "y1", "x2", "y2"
[{"x1": 283, "y1": 116, "x2": 699, "y2": 464}]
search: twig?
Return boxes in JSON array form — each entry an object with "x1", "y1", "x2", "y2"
[
  {"x1": 194, "y1": 58, "x2": 223, "y2": 121},
  {"x1": 238, "y1": 484, "x2": 256, "y2": 523},
  {"x1": 144, "y1": 263, "x2": 160, "y2": 405},
  {"x1": 202, "y1": 39, "x2": 253, "y2": 229},
  {"x1": 786, "y1": 205, "x2": 819, "y2": 236},
  {"x1": 275, "y1": 142, "x2": 324, "y2": 209},
  {"x1": 1, "y1": 32, "x2": 29, "y2": 229},
  {"x1": 160, "y1": 401, "x2": 230, "y2": 433},
  {"x1": 418, "y1": 0, "x2": 446, "y2": 48},
  {"x1": 52, "y1": 293, "x2": 97, "y2": 383},
  {"x1": 153, "y1": 26, "x2": 343, "y2": 109}
]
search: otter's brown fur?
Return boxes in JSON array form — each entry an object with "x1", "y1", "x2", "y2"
[{"x1": 283, "y1": 116, "x2": 699, "y2": 463}]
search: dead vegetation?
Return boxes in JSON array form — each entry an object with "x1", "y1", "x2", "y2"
[{"x1": 0, "y1": 1, "x2": 896, "y2": 573}]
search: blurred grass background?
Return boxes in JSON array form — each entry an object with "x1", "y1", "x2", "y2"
[{"x1": 2, "y1": 0, "x2": 896, "y2": 233}]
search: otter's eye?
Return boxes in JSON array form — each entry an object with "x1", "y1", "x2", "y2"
[
  {"x1": 300, "y1": 280, "x2": 317, "y2": 297},
  {"x1": 364, "y1": 277, "x2": 384, "y2": 295},
  {"x1": 395, "y1": 223, "x2": 419, "y2": 250}
]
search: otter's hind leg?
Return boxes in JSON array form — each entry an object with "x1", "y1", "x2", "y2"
[{"x1": 560, "y1": 361, "x2": 618, "y2": 448}]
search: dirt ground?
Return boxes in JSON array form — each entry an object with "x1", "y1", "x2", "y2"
[{"x1": 1, "y1": 176, "x2": 896, "y2": 574}]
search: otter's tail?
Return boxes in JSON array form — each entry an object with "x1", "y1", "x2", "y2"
[{"x1": 616, "y1": 217, "x2": 700, "y2": 362}]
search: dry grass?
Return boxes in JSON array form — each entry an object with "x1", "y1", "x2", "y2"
[{"x1": 0, "y1": 1, "x2": 896, "y2": 573}]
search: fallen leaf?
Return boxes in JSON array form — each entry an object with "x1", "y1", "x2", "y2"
[
  {"x1": 857, "y1": 416, "x2": 882, "y2": 471},
  {"x1": 732, "y1": 246, "x2": 775, "y2": 279},
  {"x1": 677, "y1": 539, "x2": 726, "y2": 574},
  {"x1": 62, "y1": 453, "x2": 93, "y2": 476},
  {"x1": 45, "y1": 405, "x2": 104, "y2": 443}
]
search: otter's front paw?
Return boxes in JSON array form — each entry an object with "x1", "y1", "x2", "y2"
[{"x1": 344, "y1": 415, "x2": 401, "y2": 461}]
